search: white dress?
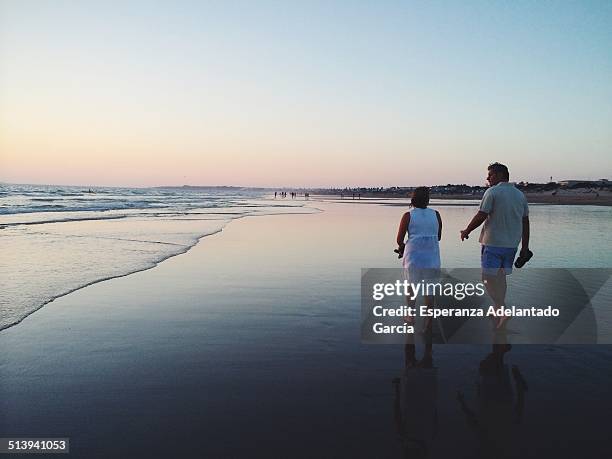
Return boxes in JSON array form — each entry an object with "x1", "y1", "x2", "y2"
[{"x1": 402, "y1": 208, "x2": 441, "y2": 281}]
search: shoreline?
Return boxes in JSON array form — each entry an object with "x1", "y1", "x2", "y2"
[
  {"x1": 0, "y1": 206, "x2": 321, "y2": 333},
  {"x1": 0, "y1": 234, "x2": 206, "y2": 333}
]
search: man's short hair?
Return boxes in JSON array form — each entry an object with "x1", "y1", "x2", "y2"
[{"x1": 488, "y1": 162, "x2": 509, "y2": 180}]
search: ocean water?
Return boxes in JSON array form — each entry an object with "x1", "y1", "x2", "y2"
[{"x1": 0, "y1": 184, "x2": 316, "y2": 330}]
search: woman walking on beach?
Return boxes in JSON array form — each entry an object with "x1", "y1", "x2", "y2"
[{"x1": 396, "y1": 187, "x2": 442, "y2": 335}]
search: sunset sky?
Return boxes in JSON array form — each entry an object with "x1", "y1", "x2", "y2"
[{"x1": 1, "y1": 1, "x2": 611, "y2": 187}]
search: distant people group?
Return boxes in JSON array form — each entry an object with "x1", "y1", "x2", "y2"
[{"x1": 274, "y1": 191, "x2": 308, "y2": 199}]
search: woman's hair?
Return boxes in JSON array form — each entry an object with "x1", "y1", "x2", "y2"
[{"x1": 410, "y1": 186, "x2": 430, "y2": 209}]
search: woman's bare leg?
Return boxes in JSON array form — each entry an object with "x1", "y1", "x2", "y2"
[
  {"x1": 403, "y1": 285, "x2": 416, "y2": 324},
  {"x1": 421, "y1": 294, "x2": 435, "y2": 333}
]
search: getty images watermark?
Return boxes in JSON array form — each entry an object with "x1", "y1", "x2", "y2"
[{"x1": 361, "y1": 268, "x2": 612, "y2": 344}]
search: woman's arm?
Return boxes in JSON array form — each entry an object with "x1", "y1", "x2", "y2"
[
  {"x1": 396, "y1": 212, "x2": 410, "y2": 248},
  {"x1": 435, "y1": 210, "x2": 442, "y2": 241}
]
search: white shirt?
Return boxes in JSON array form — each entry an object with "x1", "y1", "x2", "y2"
[{"x1": 478, "y1": 182, "x2": 529, "y2": 248}]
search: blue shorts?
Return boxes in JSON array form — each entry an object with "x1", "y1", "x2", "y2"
[{"x1": 481, "y1": 245, "x2": 517, "y2": 276}]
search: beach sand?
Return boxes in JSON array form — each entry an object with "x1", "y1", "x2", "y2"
[{"x1": 1, "y1": 202, "x2": 611, "y2": 458}]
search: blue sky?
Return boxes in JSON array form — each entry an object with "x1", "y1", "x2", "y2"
[{"x1": 1, "y1": 0, "x2": 611, "y2": 186}]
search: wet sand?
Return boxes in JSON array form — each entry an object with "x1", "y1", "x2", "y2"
[{"x1": 1, "y1": 202, "x2": 611, "y2": 458}]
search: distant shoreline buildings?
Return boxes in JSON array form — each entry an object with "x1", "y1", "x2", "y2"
[{"x1": 303, "y1": 179, "x2": 611, "y2": 198}]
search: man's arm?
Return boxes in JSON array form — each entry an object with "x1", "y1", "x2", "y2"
[
  {"x1": 461, "y1": 188, "x2": 492, "y2": 241},
  {"x1": 521, "y1": 216, "x2": 530, "y2": 253},
  {"x1": 435, "y1": 210, "x2": 442, "y2": 241},
  {"x1": 460, "y1": 211, "x2": 488, "y2": 241}
]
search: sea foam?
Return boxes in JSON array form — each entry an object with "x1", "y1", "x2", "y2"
[{"x1": 0, "y1": 184, "x2": 317, "y2": 330}]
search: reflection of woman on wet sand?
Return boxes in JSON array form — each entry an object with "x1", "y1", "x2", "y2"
[
  {"x1": 396, "y1": 187, "x2": 442, "y2": 332},
  {"x1": 392, "y1": 330, "x2": 438, "y2": 458}
]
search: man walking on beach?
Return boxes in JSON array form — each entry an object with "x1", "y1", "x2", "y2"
[{"x1": 460, "y1": 163, "x2": 530, "y2": 329}]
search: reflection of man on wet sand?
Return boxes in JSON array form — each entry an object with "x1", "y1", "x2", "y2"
[
  {"x1": 392, "y1": 330, "x2": 438, "y2": 458},
  {"x1": 456, "y1": 342, "x2": 528, "y2": 458},
  {"x1": 460, "y1": 162, "x2": 531, "y2": 330}
]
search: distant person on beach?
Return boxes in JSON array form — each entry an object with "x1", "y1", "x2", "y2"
[
  {"x1": 460, "y1": 163, "x2": 531, "y2": 329},
  {"x1": 396, "y1": 187, "x2": 442, "y2": 330}
]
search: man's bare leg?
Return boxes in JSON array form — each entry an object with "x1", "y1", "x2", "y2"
[
  {"x1": 494, "y1": 272, "x2": 511, "y2": 329},
  {"x1": 484, "y1": 270, "x2": 508, "y2": 328}
]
